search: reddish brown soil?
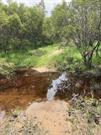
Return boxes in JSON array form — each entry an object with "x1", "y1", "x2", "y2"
[{"x1": 0, "y1": 69, "x2": 58, "y2": 111}]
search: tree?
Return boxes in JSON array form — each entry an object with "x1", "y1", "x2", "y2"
[
  {"x1": 0, "y1": 9, "x2": 9, "y2": 53},
  {"x1": 39, "y1": 0, "x2": 45, "y2": 13},
  {"x1": 42, "y1": 17, "x2": 54, "y2": 44},
  {"x1": 0, "y1": 1, "x2": 46, "y2": 52},
  {"x1": 70, "y1": 0, "x2": 101, "y2": 68},
  {"x1": 52, "y1": 0, "x2": 101, "y2": 68},
  {"x1": 51, "y1": 1, "x2": 72, "y2": 43},
  {"x1": 23, "y1": 6, "x2": 44, "y2": 46}
]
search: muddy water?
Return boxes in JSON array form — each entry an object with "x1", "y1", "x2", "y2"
[{"x1": 0, "y1": 69, "x2": 58, "y2": 112}]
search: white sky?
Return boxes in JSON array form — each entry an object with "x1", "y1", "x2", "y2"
[{"x1": 2, "y1": 0, "x2": 71, "y2": 15}]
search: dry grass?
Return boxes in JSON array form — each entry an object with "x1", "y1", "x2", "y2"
[
  {"x1": 67, "y1": 97, "x2": 101, "y2": 135},
  {"x1": 0, "y1": 110, "x2": 47, "y2": 135}
]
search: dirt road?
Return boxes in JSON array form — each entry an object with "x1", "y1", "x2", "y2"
[{"x1": 26, "y1": 100, "x2": 72, "y2": 135}]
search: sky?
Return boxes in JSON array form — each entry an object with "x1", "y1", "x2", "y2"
[{"x1": 2, "y1": 0, "x2": 71, "y2": 15}]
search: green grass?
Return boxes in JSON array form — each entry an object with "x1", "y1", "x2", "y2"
[
  {"x1": 0, "y1": 43, "x2": 100, "y2": 73},
  {"x1": 0, "y1": 44, "x2": 80, "y2": 68}
]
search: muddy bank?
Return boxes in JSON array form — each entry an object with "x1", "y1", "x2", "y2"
[
  {"x1": 0, "y1": 68, "x2": 101, "y2": 111},
  {"x1": 0, "y1": 69, "x2": 58, "y2": 94},
  {"x1": 0, "y1": 68, "x2": 59, "y2": 111},
  {"x1": 56, "y1": 70, "x2": 101, "y2": 99}
]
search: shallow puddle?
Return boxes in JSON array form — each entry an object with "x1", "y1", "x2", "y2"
[{"x1": 0, "y1": 70, "x2": 58, "y2": 112}]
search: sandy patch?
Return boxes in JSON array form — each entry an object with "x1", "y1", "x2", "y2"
[{"x1": 26, "y1": 100, "x2": 71, "y2": 135}]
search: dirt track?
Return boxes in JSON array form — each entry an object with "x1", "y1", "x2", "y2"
[{"x1": 26, "y1": 100, "x2": 71, "y2": 135}]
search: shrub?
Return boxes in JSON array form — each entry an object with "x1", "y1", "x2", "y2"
[
  {"x1": 0, "y1": 59, "x2": 15, "y2": 77},
  {"x1": 68, "y1": 96, "x2": 101, "y2": 135}
]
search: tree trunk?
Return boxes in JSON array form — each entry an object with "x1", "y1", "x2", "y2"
[
  {"x1": 83, "y1": 52, "x2": 93, "y2": 69},
  {"x1": 83, "y1": 57, "x2": 92, "y2": 68}
]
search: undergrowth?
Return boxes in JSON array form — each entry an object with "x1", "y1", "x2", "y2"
[
  {"x1": 68, "y1": 96, "x2": 101, "y2": 135},
  {"x1": 0, "y1": 43, "x2": 101, "y2": 75},
  {"x1": 0, "y1": 111, "x2": 48, "y2": 135}
]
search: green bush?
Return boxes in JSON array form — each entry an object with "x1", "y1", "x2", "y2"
[{"x1": 0, "y1": 59, "x2": 15, "y2": 76}]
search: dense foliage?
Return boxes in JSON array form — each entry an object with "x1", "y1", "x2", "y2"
[
  {"x1": 0, "y1": 0, "x2": 47, "y2": 52},
  {"x1": 51, "y1": 0, "x2": 101, "y2": 68},
  {"x1": 0, "y1": 0, "x2": 101, "y2": 68}
]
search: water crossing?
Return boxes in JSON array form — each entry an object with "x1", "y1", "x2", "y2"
[{"x1": 47, "y1": 72, "x2": 68, "y2": 101}]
